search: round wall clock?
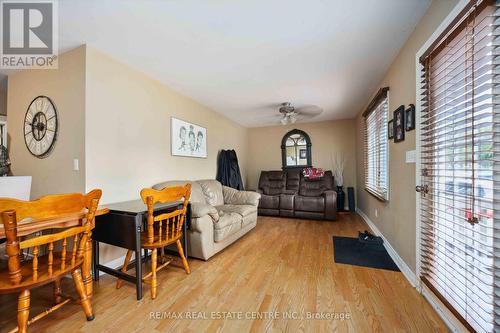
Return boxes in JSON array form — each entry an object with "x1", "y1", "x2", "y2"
[{"x1": 24, "y1": 96, "x2": 58, "y2": 158}]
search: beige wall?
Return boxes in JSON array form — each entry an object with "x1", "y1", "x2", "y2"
[
  {"x1": 247, "y1": 119, "x2": 356, "y2": 193},
  {"x1": 355, "y1": 0, "x2": 459, "y2": 272},
  {"x1": 7, "y1": 46, "x2": 86, "y2": 199},
  {"x1": 85, "y1": 46, "x2": 249, "y2": 205}
]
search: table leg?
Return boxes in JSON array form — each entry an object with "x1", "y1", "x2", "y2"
[
  {"x1": 92, "y1": 240, "x2": 99, "y2": 282},
  {"x1": 183, "y1": 219, "x2": 188, "y2": 259},
  {"x1": 135, "y1": 216, "x2": 142, "y2": 301}
]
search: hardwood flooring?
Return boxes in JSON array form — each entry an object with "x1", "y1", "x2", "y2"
[{"x1": 0, "y1": 214, "x2": 447, "y2": 332}]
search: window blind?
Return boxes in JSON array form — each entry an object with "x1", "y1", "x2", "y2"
[
  {"x1": 419, "y1": 1, "x2": 499, "y2": 332},
  {"x1": 364, "y1": 87, "x2": 389, "y2": 201}
]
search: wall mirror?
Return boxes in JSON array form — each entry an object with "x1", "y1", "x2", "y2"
[{"x1": 281, "y1": 129, "x2": 312, "y2": 169}]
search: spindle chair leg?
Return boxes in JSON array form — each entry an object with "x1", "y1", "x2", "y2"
[
  {"x1": 151, "y1": 249, "x2": 157, "y2": 300},
  {"x1": 53, "y1": 278, "x2": 62, "y2": 304},
  {"x1": 83, "y1": 236, "x2": 93, "y2": 298},
  {"x1": 176, "y1": 240, "x2": 190, "y2": 274},
  {"x1": 72, "y1": 269, "x2": 94, "y2": 321},
  {"x1": 17, "y1": 289, "x2": 30, "y2": 333},
  {"x1": 116, "y1": 250, "x2": 133, "y2": 289}
]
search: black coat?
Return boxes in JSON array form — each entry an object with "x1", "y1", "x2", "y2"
[{"x1": 216, "y1": 149, "x2": 244, "y2": 190}]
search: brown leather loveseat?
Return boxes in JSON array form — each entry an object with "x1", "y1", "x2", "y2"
[{"x1": 257, "y1": 170, "x2": 337, "y2": 220}]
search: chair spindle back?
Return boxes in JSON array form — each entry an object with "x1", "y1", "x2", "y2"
[{"x1": 140, "y1": 184, "x2": 191, "y2": 245}]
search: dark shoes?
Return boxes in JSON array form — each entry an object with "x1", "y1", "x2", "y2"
[{"x1": 358, "y1": 230, "x2": 383, "y2": 245}]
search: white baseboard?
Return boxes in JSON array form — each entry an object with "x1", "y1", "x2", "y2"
[{"x1": 355, "y1": 208, "x2": 417, "y2": 287}]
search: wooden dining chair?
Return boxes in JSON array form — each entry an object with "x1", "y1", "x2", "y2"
[
  {"x1": 116, "y1": 184, "x2": 191, "y2": 299},
  {"x1": 0, "y1": 189, "x2": 102, "y2": 333}
]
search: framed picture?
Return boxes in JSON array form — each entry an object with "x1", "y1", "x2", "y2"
[
  {"x1": 171, "y1": 117, "x2": 207, "y2": 158},
  {"x1": 405, "y1": 104, "x2": 415, "y2": 131},
  {"x1": 388, "y1": 120, "x2": 394, "y2": 139},
  {"x1": 299, "y1": 149, "x2": 307, "y2": 159},
  {"x1": 393, "y1": 105, "x2": 405, "y2": 143}
]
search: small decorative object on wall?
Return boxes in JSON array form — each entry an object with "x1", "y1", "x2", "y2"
[
  {"x1": 393, "y1": 105, "x2": 405, "y2": 143},
  {"x1": 388, "y1": 119, "x2": 394, "y2": 139},
  {"x1": 24, "y1": 96, "x2": 58, "y2": 158},
  {"x1": 405, "y1": 104, "x2": 415, "y2": 131},
  {"x1": 171, "y1": 117, "x2": 207, "y2": 158}
]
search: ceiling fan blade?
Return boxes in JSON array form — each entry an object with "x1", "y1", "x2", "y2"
[{"x1": 296, "y1": 105, "x2": 323, "y2": 117}]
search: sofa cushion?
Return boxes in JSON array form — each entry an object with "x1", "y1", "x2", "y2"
[
  {"x1": 259, "y1": 194, "x2": 280, "y2": 209},
  {"x1": 153, "y1": 180, "x2": 206, "y2": 203},
  {"x1": 294, "y1": 195, "x2": 325, "y2": 212},
  {"x1": 216, "y1": 204, "x2": 257, "y2": 217},
  {"x1": 259, "y1": 171, "x2": 286, "y2": 195},
  {"x1": 298, "y1": 171, "x2": 334, "y2": 197},
  {"x1": 197, "y1": 180, "x2": 224, "y2": 206},
  {"x1": 286, "y1": 169, "x2": 301, "y2": 192},
  {"x1": 213, "y1": 211, "x2": 242, "y2": 242},
  {"x1": 279, "y1": 194, "x2": 294, "y2": 210}
]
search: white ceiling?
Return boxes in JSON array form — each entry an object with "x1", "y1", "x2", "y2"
[{"x1": 0, "y1": 0, "x2": 431, "y2": 127}]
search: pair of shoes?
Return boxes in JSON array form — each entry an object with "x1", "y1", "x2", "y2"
[{"x1": 358, "y1": 230, "x2": 383, "y2": 245}]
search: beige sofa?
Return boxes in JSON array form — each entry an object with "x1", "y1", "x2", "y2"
[{"x1": 152, "y1": 180, "x2": 261, "y2": 260}]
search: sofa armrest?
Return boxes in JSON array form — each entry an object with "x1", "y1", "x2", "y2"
[
  {"x1": 190, "y1": 202, "x2": 219, "y2": 222},
  {"x1": 222, "y1": 186, "x2": 261, "y2": 206},
  {"x1": 323, "y1": 190, "x2": 337, "y2": 220}
]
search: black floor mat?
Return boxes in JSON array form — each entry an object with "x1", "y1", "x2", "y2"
[{"x1": 333, "y1": 236, "x2": 400, "y2": 271}]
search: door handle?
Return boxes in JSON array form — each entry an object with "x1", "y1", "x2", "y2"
[{"x1": 416, "y1": 185, "x2": 429, "y2": 196}]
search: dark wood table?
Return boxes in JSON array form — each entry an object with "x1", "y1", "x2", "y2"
[{"x1": 92, "y1": 200, "x2": 190, "y2": 300}]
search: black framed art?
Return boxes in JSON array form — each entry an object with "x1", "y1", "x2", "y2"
[
  {"x1": 393, "y1": 105, "x2": 405, "y2": 143},
  {"x1": 405, "y1": 104, "x2": 415, "y2": 131},
  {"x1": 388, "y1": 120, "x2": 394, "y2": 139}
]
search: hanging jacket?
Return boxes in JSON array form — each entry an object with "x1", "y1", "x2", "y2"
[{"x1": 216, "y1": 149, "x2": 244, "y2": 190}]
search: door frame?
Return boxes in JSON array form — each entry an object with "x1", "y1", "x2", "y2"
[
  {"x1": 414, "y1": 1, "x2": 478, "y2": 331},
  {"x1": 414, "y1": 0, "x2": 471, "y2": 289}
]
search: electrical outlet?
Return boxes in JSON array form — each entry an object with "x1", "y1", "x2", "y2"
[{"x1": 375, "y1": 209, "x2": 379, "y2": 218}]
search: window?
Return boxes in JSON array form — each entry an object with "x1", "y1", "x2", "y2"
[
  {"x1": 363, "y1": 87, "x2": 389, "y2": 201},
  {"x1": 281, "y1": 129, "x2": 312, "y2": 169},
  {"x1": 418, "y1": 1, "x2": 498, "y2": 331}
]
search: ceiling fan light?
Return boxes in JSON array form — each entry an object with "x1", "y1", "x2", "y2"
[
  {"x1": 289, "y1": 114, "x2": 297, "y2": 123},
  {"x1": 280, "y1": 116, "x2": 288, "y2": 125}
]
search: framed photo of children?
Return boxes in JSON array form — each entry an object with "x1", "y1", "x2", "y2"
[
  {"x1": 405, "y1": 104, "x2": 415, "y2": 131},
  {"x1": 171, "y1": 117, "x2": 207, "y2": 158},
  {"x1": 393, "y1": 105, "x2": 405, "y2": 143}
]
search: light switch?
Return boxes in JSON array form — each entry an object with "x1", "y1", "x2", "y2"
[
  {"x1": 73, "y1": 159, "x2": 79, "y2": 171},
  {"x1": 406, "y1": 150, "x2": 416, "y2": 163}
]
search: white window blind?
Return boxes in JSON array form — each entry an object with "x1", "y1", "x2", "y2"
[
  {"x1": 419, "y1": 1, "x2": 499, "y2": 332},
  {"x1": 364, "y1": 87, "x2": 389, "y2": 201}
]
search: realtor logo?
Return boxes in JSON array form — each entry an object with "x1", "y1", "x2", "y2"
[{"x1": 1, "y1": 0, "x2": 58, "y2": 69}]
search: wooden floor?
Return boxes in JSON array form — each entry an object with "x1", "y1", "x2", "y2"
[{"x1": 0, "y1": 214, "x2": 447, "y2": 332}]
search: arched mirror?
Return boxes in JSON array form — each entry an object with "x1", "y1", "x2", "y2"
[{"x1": 281, "y1": 129, "x2": 312, "y2": 169}]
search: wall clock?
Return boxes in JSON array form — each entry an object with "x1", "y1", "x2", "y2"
[{"x1": 24, "y1": 96, "x2": 58, "y2": 158}]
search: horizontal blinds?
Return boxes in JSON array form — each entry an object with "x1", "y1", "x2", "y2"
[
  {"x1": 364, "y1": 91, "x2": 389, "y2": 201},
  {"x1": 419, "y1": 1, "x2": 498, "y2": 332}
]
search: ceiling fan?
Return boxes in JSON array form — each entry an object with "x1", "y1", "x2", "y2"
[{"x1": 278, "y1": 102, "x2": 323, "y2": 125}]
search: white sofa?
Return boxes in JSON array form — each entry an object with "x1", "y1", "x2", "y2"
[{"x1": 153, "y1": 180, "x2": 261, "y2": 260}]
